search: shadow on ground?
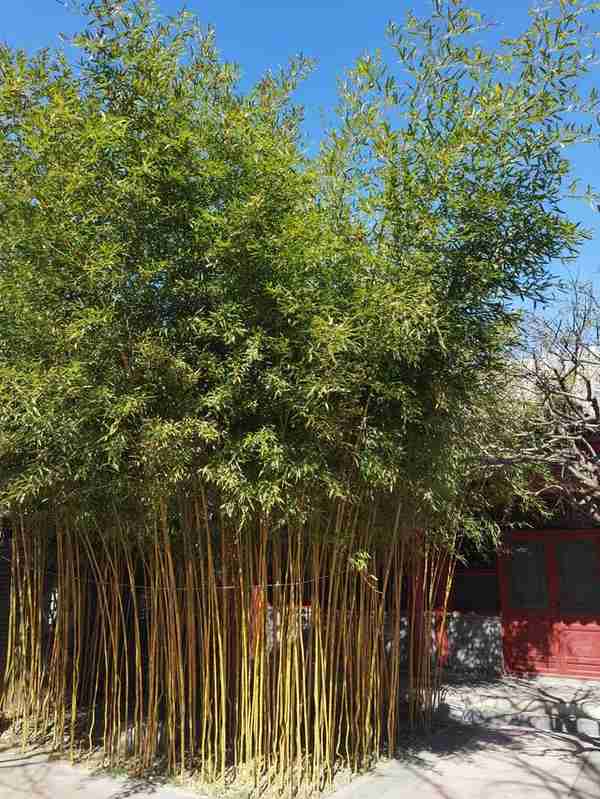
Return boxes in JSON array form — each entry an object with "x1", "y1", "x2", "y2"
[
  {"x1": 0, "y1": 744, "x2": 59, "y2": 799},
  {"x1": 383, "y1": 716, "x2": 600, "y2": 799},
  {"x1": 1, "y1": 687, "x2": 599, "y2": 799},
  {"x1": 443, "y1": 674, "x2": 600, "y2": 734}
]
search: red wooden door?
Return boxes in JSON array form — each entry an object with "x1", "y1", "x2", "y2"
[{"x1": 499, "y1": 530, "x2": 600, "y2": 678}]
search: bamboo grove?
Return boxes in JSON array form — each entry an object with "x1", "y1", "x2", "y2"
[
  {"x1": 2, "y1": 498, "x2": 454, "y2": 794},
  {"x1": 0, "y1": 0, "x2": 598, "y2": 795}
]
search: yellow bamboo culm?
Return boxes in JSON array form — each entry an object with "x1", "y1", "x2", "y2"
[{"x1": 0, "y1": 494, "x2": 455, "y2": 797}]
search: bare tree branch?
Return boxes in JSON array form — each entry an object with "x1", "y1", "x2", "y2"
[{"x1": 481, "y1": 279, "x2": 600, "y2": 523}]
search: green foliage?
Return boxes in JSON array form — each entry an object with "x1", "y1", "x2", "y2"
[
  {"x1": 0, "y1": 0, "x2": 597, "y2": 537},
  {"x1": 320, "y1": 0, "x2": 599, "y2": 533}
]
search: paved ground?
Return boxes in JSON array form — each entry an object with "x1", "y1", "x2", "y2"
[
  {"x1": 331, "y1": 722, "x2": 600, "y2": 799},
  {"x1": 1, "y1": 676, "x2": 599, "y2": 798},
  {"x1": 443, "y1": 675, "x2": 600, "y2": 735},
  {"x1": 2, "y1": 722, "x2": 598, "y2": 799},
  {"x1": 0, "y1": 746, "x2": 201, "y2": 799}
]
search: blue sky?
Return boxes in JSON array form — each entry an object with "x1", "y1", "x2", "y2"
[{"x1": 4, "y1": 0, "x2": 600, "y2": 290}]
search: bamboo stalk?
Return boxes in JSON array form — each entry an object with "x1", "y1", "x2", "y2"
[{"x1": 3, "y1": 493, "x2": 458, "y2": 797}]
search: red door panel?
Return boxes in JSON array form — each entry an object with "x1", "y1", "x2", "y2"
[
  {"x1": 500, "y1": 530, "x2": 600, "y2": 678},
  {"x1": 559, "y1": 624, "x2": 600, "y2": 676},
  {"x1": 503, "y1": 618, "x2": 558, "y2": 673}
]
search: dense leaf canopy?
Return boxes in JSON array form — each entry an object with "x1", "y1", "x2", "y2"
[{"x1": 0, "y1": 0, "x2": 597, "y2": 530}]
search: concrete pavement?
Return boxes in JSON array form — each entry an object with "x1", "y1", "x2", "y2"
[
  {"x1": 0, "y1": 746, "x2": 202, "y2": 799},
  {"x1": 444, "y1": 675, "x2": 600, "y2": 735},
  {"x1": 331, "y1": 723, "x2": 600, "y2": 799},
  {"x1": 0, "y1": 716, "x2": 598, "y2": 798}
]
